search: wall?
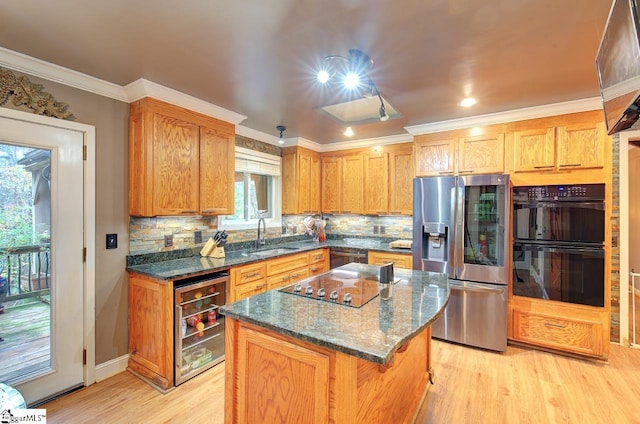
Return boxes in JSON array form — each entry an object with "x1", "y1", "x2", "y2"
[{"x1": 1, "y1": 69, "x2": 130, "y2": 365}]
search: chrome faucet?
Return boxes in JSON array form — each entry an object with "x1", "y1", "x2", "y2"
[{"x1": 256, "y1": 216, "x2": 266, "y2": 248}]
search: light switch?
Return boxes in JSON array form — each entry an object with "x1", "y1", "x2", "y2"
[{"x1": 106, "y1": 233, "x2": 117, "y2": 249}]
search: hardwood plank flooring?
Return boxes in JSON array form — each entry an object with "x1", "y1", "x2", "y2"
[
  {"x1": 0, "y1": 300, "x2": 50, "y2": 384},
  {"x1": 41, "y1": 340, "x2": 640, "y2": 423}
]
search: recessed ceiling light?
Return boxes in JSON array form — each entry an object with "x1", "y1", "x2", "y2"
[
  {"x1": 344, "y1": 127, "x2": 354, "y2": 137},
  {"x1": 343, "y1": 73, "x2": 360, "y2": 89},
  {"x1": 460, "y1": 97, "x2": 477, "y2": 107}
]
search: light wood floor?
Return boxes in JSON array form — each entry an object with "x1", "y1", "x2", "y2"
[{"x1": 42, "y1": 340, "x2": 640, "y2": 423}]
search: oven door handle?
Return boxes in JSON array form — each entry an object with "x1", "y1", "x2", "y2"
[
  {"x1": 516, "y1": 244, "x2": 604, "y2": 256},
  {"x1": 331, "y1": 251, "x2": 367, "y2": 258},
  {"x1": 513, "y1": 201, "x2": 604, "y2": 211}
]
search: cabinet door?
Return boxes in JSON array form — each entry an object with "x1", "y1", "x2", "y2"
[
  {"x1": 322, "y1": 157, "x2": 341, "y2": 213},
  {"x1": 389, "y1": 150, "x2": 414, "y2": 215},
  {"x1": 457, "y1": 134, "x2": 505, "y2": 174},
  {"x1": 414, "y1": 139, "x2": 456, "y2": 176},
  {"x1": 200, "y1": 125, "x2": 235, "y2": 215},
  {"x1": 511, "y1": 128, "x2": 555, "y2": 172},
  {"x1": 298, "y1": 153, "x2": 312, "y2": 213},
  {"x1": 341, "y1": 155, "x2": 364, "y2": 213},
  {"x1": 364, "y1": 153, "x2": 389, "y2": 214},
  {"x1": 281, "y1": 153, "x2": 298, "y2": 214},
  {"x1": 152, "y1": 113, "x2": 200, "y2": 215},
  {"x1": 556, "y1": 122, "x2": 605, "y2": 170},
  {"x1": 309, "y1": 155, "x2": 322, "y2": 213},
  {"x1": 128, "y1": 274, "x2": 173, "y2": 387}
]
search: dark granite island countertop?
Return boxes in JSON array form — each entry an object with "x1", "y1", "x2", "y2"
[{"x1": 219, "y1": 263, "x2": 449, "y2": 365}]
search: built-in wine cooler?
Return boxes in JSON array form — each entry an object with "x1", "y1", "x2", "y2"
[{"x1": 174, "y1": 271, "x2": 228, "y2": 385}]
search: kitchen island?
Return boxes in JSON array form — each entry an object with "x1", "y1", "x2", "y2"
[{"x1": 220, "y1": 263, "x2": 449, "y2": 424}]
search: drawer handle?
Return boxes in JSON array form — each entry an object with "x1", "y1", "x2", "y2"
[
  {"x1": 559, "y1": 163, "x2": 581, "y2": 168},
  {"x1": 533, "y1": 165, "x2": 554, "y2": 169},
  {"x1": 245, "y1": 272, "x2": 261, "y2": 278},
  {"x1": 437, "y1": 171, "x2": 454, "y2": 175},
  {"x1": 313, "y1": 255, "x2": 323, "y2": 261},
  {"x1": 256, "y1": 284, "x2": 267, "y2": 290},
  {"x1": 544, "y1": 322, "x2": 567, "y2": 329},
  {"x1": 310, "y1": 267, "x2": 319, "y2": 272},
  {"x1": 458, "y1": 170, "x2": 474, "y2": 174},
  {"x1": 291, "y1": 273, "x2": 301, "y2": 278},
  {"x1": 181, "y1": 210, "x2": 198, "y2": 214},
  {"x1": 389, "y1": 210, "x2": 402, "y2": 214}
]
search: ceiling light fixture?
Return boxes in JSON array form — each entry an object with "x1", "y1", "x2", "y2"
[
  {"x1": 276, "y1": 125, "x2": 286, "y2": 145},
  {"x1": 344, "y1": 127, "x2": 354, "y2": 137},
  {"x1": 316, "y1": 49, "x2": 390, "y2": 122},
  {"x1": 460, "y1": 97, "x2": 477, "y2": 107}
]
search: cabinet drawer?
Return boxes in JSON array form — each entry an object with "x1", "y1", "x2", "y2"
[
  {"x1": 266, "y1": 272, "x2": 292, "y2": 290},
  {"x1": 308, "y1": 249, "x2": 328, "y2": 265},
  {"x1": 512, "y1": 310, "x2": 604, "y2": 357},
  {"x1": 288, "y1": 267, "x2": 310, "y2": 285},
  {"x1": 266, "y1": 253, "x2": 308, "y2": 276},
  {"x1": 233, "y1": 263, "x2": 267, "y2": 286},
  {"x1": 234, "y1": 279, "x2": 268, "y2": 302},
  {"x1": 308, "y1": 261, "x2": 328, "y2": 276},
  {"x1": 368, "y1": 252, "x2": 413, "y2": 269}
]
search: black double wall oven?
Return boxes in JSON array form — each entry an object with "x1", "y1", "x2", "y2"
[{"x1": 512, "y1": 184, "x2": 605, "y2": 307}]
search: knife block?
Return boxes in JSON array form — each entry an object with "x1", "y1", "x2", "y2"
[{"x1": 210, "y1": 246, "x2": 225, "y2": 258}]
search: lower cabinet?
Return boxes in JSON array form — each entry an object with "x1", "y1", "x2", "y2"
[
  {"x1": 509, "y1": 298, "x2": 609, "y2": 359},
  {"x1": 368, "y1": 251, "x2": 413, "y2": 269},
  {"x1": 231, "y1": 249, "x2": 330, "y2": 302}
]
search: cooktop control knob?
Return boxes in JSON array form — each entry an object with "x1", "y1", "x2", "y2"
[
  {"x1": 293, "y1": 284, "x2": 302, "y2": 293},
  {"x1": 305, "y1": 286, "x2": 314, "y2": 295},
  {"x1": 343, "y1": 293, "x2": 352, "y2": 303},
  {"x1": 317, "y1": 288, "x2": 326, "y2": 297},
  {"x1": 330, "y1": 290, "x2": 338, "y2": 301}
]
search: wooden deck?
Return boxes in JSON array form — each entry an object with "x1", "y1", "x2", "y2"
[{"x1": 0, "y1": 299, "x2": 50, "y2": 385}]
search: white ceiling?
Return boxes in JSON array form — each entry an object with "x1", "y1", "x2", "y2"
[{"x1": 0, "y1": 0, "x2": 613, "y2": 144}]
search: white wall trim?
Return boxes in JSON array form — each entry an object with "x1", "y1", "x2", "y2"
[
  {"x1": 236, "y1": 125, "x2": 281, "y2": 145},
  {"x1": 95, "y1": 354, "x2": 130, "y2": 382},
  {"x1": 0, "y1": 46, "x2": 128, "y2": 101},
  {"x1": 123, "y1": 78, "x2": 247, "y2": 125},
  {"x1": 404, "y1": 97, "x2": 603, "y2": 135}
]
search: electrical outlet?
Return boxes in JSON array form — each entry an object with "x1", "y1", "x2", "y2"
[
  {"x1": 106, "y1": 233, "x2": 117, "y2": 249},
  {"x1": 164, "y1": 234, "x2": 173, "y2": 247},
  {"x1": 380, "y1": 225, "x2": 385, "y2": 234},
  {"x1": 373, "y1": 225, "x2": 379, "y2": 234},
  {"x1": 194, "y1": 231, "x2": 202, "y2": 244}
]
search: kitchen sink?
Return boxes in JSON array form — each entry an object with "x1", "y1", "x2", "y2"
[{"x1": 251, "y1": 247, "x2": 299, "y2": 257}]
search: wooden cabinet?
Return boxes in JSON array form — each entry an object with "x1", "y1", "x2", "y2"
[
  {"x1": 388, "y1": 148, "x2": 414, "y2": 215},
  {"x1": 364, "y1": 153, "x2": 389, "y2": 214},
  {"x1": 129, "y1": 97, "x2": 234, "y2": 217},
  {"x1": 282, "y1": 147, "x2": 321, "y2": 214},
  {"x1": 414, "y1": 134, "x2": 504, "y2": 176},
  {"x1": 414, "y1": 138, "x2": 456, "y2": 176},
  {"x1": 457, "y1": 134, "x2": 505, "y2": 174},
  {"x1": 321, "y1": 157, "x2": 341, "y2": 213},
  {"x1": 510, "y1": 122, "x2": 605, "y2": 173},
  {"x1": 341, "y1": 154, "x2": 364, "y2": 214},
  {"x1": 368, "y1": 251, "x2": 413, "y2": 269},
  {"x1": 128, "y1": 272, "x2": 174, "y2": 390},
  {"x1": 230, "y1": 249, "x2": 330, "y2": 301}
]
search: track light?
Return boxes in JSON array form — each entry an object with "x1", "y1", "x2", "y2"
[{"x1": 276, "y1": 125, "x2": 286, "y2": 145}]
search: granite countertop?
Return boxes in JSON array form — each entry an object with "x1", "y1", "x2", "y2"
[
  {"x1": 127, "y1": 238, "x2": 413, "y2": 281},
  {"x1": 219, "y1": 263, "x2": 449, "y2": 365}
]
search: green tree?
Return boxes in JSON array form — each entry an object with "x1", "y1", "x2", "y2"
[{"x1": 0, "y1": 144, "x2": 33, "y2": 248}]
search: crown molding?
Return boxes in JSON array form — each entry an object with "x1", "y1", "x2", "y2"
[
  {"x1": 320, "y1": 133, "x2": 414, "y2": 152},
  {"x1": 124, "y1": 78, "x2": 246, "y2": 125},
  {"x1": 404, "y1": 97, "x2": 603, "y2": 135},
  {"x1": 0, "y1": 45, "x2": 127, "y2": 101},
  {"x1": 235, "y1": 125, "x2": 281, "y2": 145}
]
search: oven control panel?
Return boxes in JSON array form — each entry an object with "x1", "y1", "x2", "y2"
[{"x1": 513, "y1": 183, "x2": 605, "y2": 202}]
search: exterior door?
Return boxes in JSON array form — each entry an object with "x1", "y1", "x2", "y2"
[{"x1": 0, "y1": 112, "x2": 86, "y2": 405}]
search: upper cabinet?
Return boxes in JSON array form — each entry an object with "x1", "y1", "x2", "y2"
[
  {"x1": 129, "y1": 98, "x2": 235, "y2": 217},
  {"x1": 321, "y1": 144, "x2": 414, "y2": 215},
  {"x1": 414, "y1": 134, "x2": 504, "y2": 177},
  {"x1": 510, "y1": 121, "x2": 605, "y2": 173},
  {"x1": 282, "y1": 147, "x2": 322, "y2": 214}
]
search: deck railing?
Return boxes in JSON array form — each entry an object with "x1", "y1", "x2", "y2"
[{"x1": 0, "y1": 244, "x2": 50, "y2": 302}]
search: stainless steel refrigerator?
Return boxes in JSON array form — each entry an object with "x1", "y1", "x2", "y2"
[{"x1": 412, "y1": 174, "x2": 510, "y2": 351}]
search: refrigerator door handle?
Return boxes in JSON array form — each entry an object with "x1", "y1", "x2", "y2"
[{"x1": 454, "y1": 184, "x2": 465, "y2": 277}]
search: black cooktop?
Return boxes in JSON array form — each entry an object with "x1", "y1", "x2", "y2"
[{"x1": 279, "y1": 268, "x2": 379, "y2": 308}]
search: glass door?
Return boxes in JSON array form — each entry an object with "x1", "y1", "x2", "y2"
[
  {"x1": 0, "y1": 115, "x2": 85, "y2": 405},
  {"x1": 456, "y1": 174, "x2": 510, "y2": 284}
]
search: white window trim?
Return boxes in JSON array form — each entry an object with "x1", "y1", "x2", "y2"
[{"x1": 219, "y1": 147, "x2": 282, "y2": 231}]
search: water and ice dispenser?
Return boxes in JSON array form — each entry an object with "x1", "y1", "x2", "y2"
[{"x1": 421, "y1": 222, "x2": 448, "y2": 262}]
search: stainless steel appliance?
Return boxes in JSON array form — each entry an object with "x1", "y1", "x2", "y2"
[
  {"x1": 413, "y1": 174, "x2": 510, "y2": 351},
  {"x1": 512, "y1": 184, "x2": 605, "y2": 307},
  {"x1": 279, "y1": 266, "x2": 379, "y2": 308},
  {"x1": 329, "y1": 247, "x2": 368, "y2": 269},
  {"x1": 174, "y1": 271, "x2": 228, "y2": 385}
]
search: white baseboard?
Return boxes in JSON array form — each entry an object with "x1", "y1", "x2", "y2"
[{"x1": 95, "y1": 354, "x2": 129, "y2": 382}]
